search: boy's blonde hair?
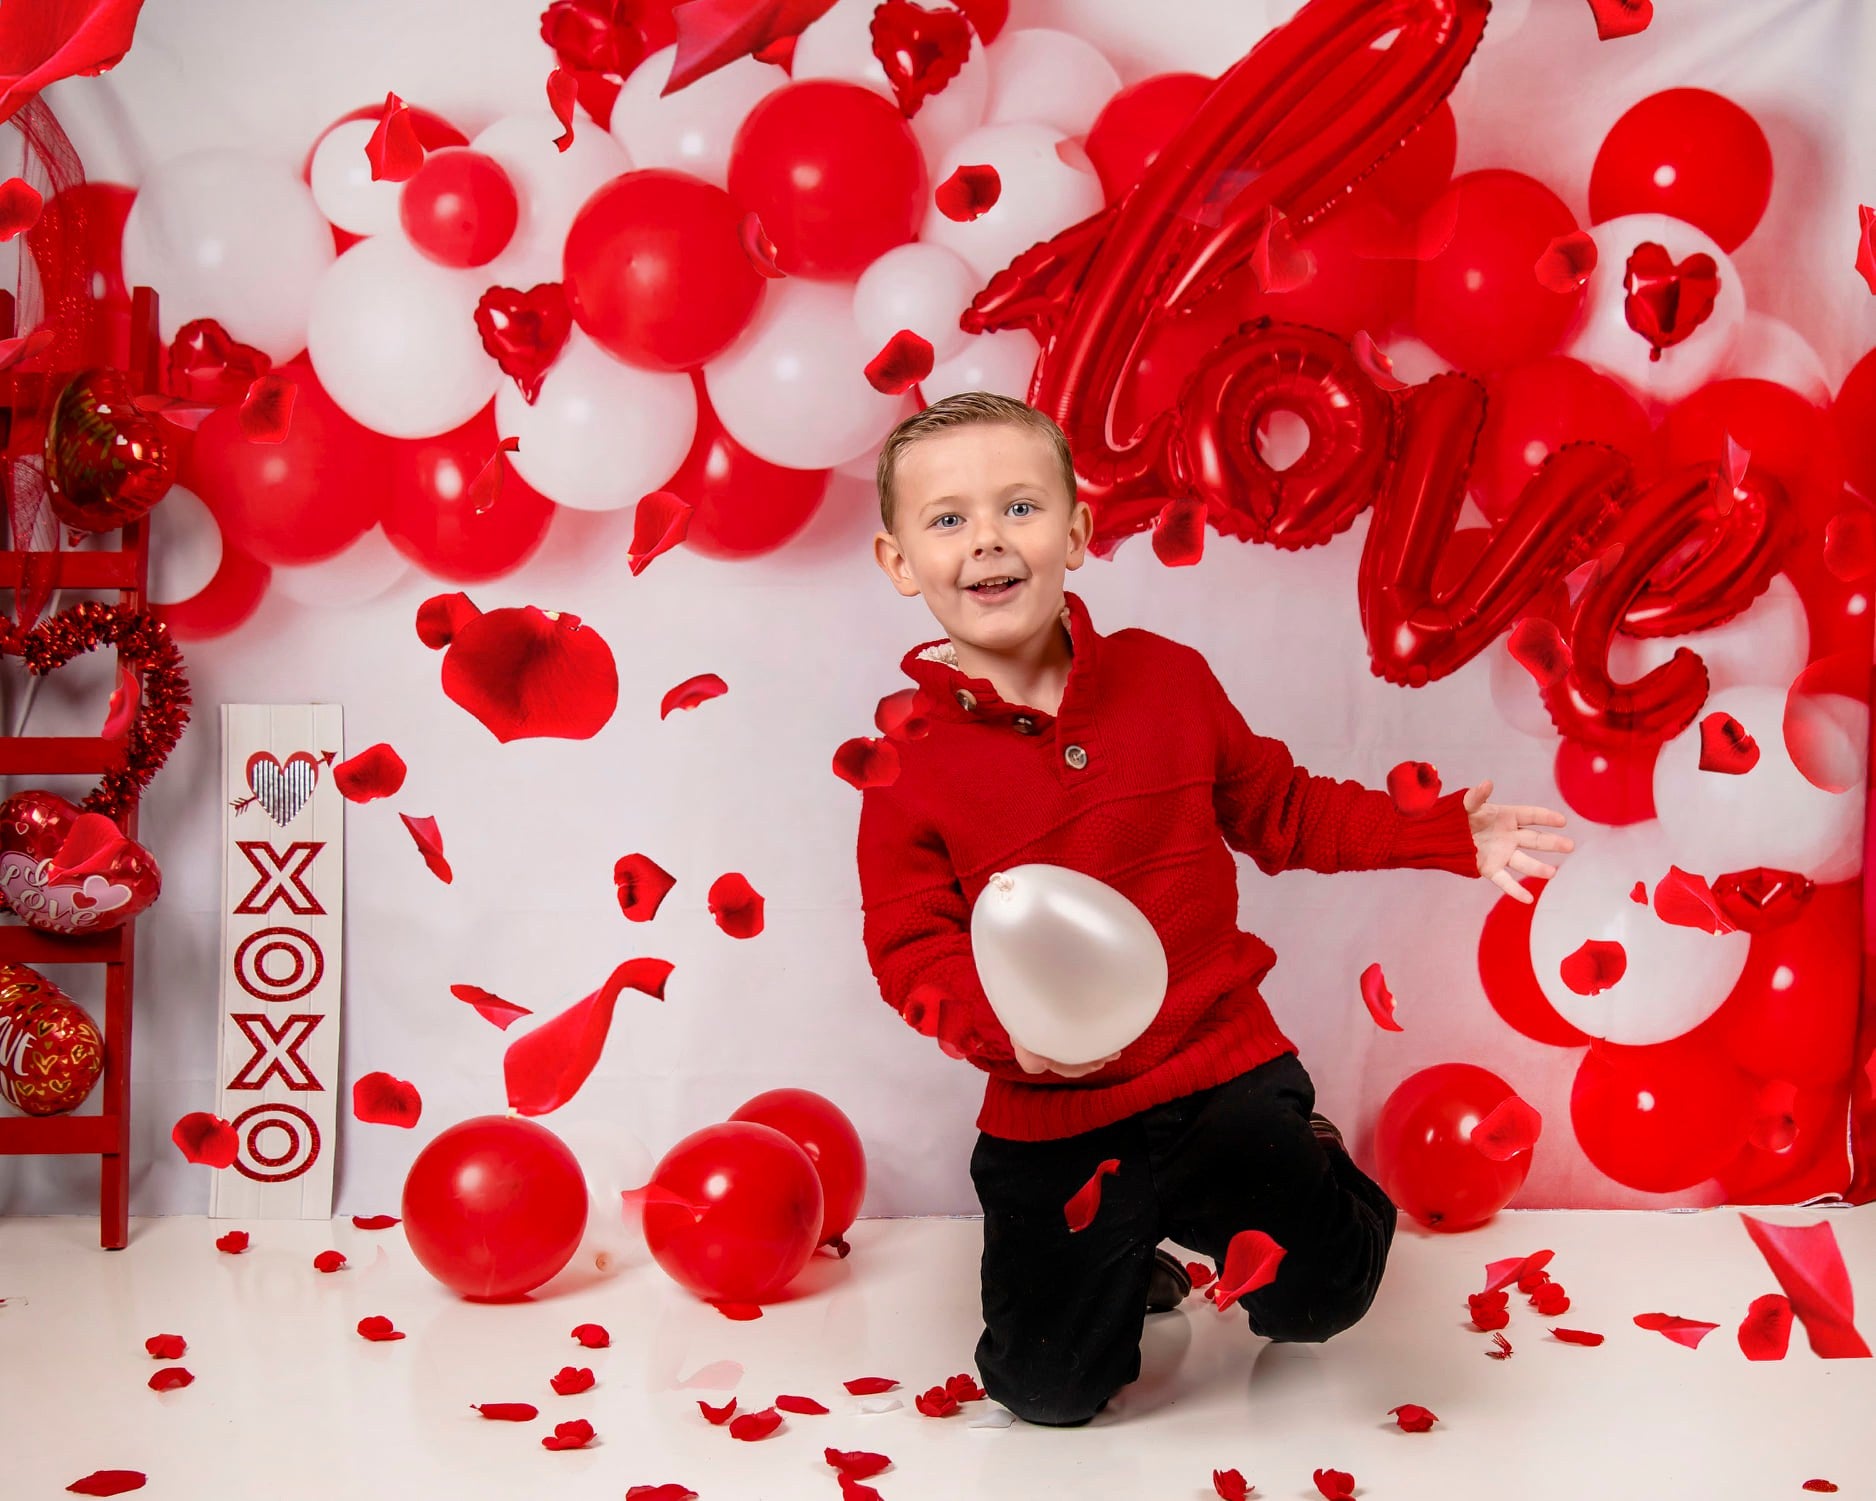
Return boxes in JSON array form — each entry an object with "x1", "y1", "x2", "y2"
[{"x1": 875, "y1": 390, "x2": 1078, "y2": 534}]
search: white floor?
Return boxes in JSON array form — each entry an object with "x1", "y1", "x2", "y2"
[{"x1": 2, "y1": 1206, "x2": 1872, "y2": 1499}]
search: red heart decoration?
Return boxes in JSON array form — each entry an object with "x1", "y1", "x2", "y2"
[
  {"x1": 474, "y1": 283, "x2": 573, "y2": 404},
  {"x1": 166, "y1": 318, "x2": 273, "y2": 405},
  {"x1": 45, "y1": 367, "x2": 179, "y2": 533},
  {"x1": 871, "y1": 0, "x2": 974, "y2": 118},
  {"x1": 0, "y1": 790, "x2": 162, "y2": 936},
  {"x1": 1622, "y1": 241, "x2": 1720, "y2": 361},
  {"x1": 0, "y1": 963, "x2": 104, "y2": 1115}
]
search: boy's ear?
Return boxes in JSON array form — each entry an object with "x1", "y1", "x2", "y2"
[{"x1": 873, "y1": 529, "x2": 920, "y2": 597}]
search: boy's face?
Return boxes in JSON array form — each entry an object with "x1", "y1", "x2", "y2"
[{"x1": 873, "y1": 422, "x2": 1092, "y2": 652}]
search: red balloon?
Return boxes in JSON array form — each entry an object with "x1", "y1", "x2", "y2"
[
  {"x1": 303, "y1": 103, "x2": 468, "y2": 255},
  {"x1": 563, "y1": 169, "x2": 766, "y2": 372},
  {"x1": 44, "y1": 368, "x2": 178, "y2": 533},
  {"x1": 1588, "y1": 89, "x2": 1773, "y2": 254},
  {"x1": 642, "y1": 1121, "x2": 823, "y2": 1303},
  {"x1": 729, "y1": 1088, "x2": 867, "y2": 1243},
  {"x1": 180, "y1": 358, "x2": 391, "y2": 566},
  {"x1": 1715, "y1": 1075, "x2": 1851, "y2": 1204},
  {"x1": 398, "y1": 148, "x2": 518, "y2": 268},
  {"x1": 402, "y1": 1115, "x2": 588, "y2": 1300},
  {"x1": 1084, "y1": 72, "x2": 1213, "y2": 204},
  {"x1": 152, "y1": 535, "x2": 271, "y2": 641},
  {"x1": 667, "y1": 377, "x2": 831, "y2": 557},
  {"x1": 1235, "y1": 200, "x2": 1417, "y2": 340},
  {"x1": 1409, "y1": 169, "x2": 1584, "y2": 374},
  {"x1": 1553, "y1": 734, "x2": 1658, "y2": 825},
  {"x1": 1830, "y1": 347, "x2": 1876, "y2": 506},
  {"x1": 21, "y1": 181, "x2": 136, "y2": 374},
  {"x1": 1710, "y1": 878, "x2": 1862, "y2": 1089},
  {"x1": 1570, "y1": 1032, "x2": 1757, "y2": 1193},
  {"x1": 727, "y1": 81, "x2": 926, "y2": 278},
  {"x1": 1372, "y1": 1063, "x2": 1534, "y2": 1232},
  {"x1": 1476, "y1": 357, "x2": 1653, "y2": 525},
  {"x1": 383, "y1": 408, "x2": 555, "y2": 581},
  {"x1": 1477, "y1": 877, "x2": 1596, "y2": 1049}
]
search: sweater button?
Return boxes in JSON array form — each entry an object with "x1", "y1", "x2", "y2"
[
  {"x1": 1064, "y1": 743, "x2": 1088, "y2": 769},
  {"x1": 954, "y1": 689, "x2": 976, "y2": 711},
  {"x1": 1013, "y1": 715, "x2": 1038, "y2": 734}
]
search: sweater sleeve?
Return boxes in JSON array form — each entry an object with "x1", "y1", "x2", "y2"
[
  {"x1": 855, "y1": 783, "x2": 1022, "y2": 1072},
  {"x1": 1201, "y1": 657, "x2": 1479, "y2": 878}
]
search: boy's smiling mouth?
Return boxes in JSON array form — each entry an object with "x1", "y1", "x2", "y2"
[{"x1": 965, "y1": 575, "x2": 1025, "y2": 602}]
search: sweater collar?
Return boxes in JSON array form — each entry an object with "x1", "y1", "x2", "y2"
[{"x1": 900, "y1": 589, "x2": 1099, "y2": 724}]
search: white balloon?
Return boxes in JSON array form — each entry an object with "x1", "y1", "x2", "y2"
[
  {"x1": 983, "y1": 28, "x2": 1122, "y2": 139},
  {"x1": 555, "y1": 1119, "x2": 656, "y2": 1277},
  {"x1": 918, "y1": 121, "x2": 1105, "y2": 284},
  {"x1": 918, "y1": 326, "x2": 1041, "y2": 403},
  {"x1": 146, "y1": 484, "x2": 222, "y2": 605},
  {"x1": 306, "y1": 234, "x2": 500, "y2": 438},
  {"x1": 307, "y1": 118, "x2": 403, "y2": 238},
  {"x1": 1528, "y1": 819, "x2": 1749, "y2": 1046},
  {"x1": 470, "y1": 110, "x2": 631, "y2": 287},
  {"x1": 1609, "y1": 571, "x2": 1810, "y2": 698},
  {"x1": 703, "y1": 277, "x2": 908, "y2": 469},
  {"x1": 1651, "y1": 684, "x2": 1865, "y2": 880},
  {"x1": 788, "y1": 0, "x2": 990, "y2": 171},
  {"x1": 610, "y1": 45, "x2": 778, "y2": 188},
  {"x1": 270, "y1": 525, "x2": 409, "y2": 606},
  {"x1": 971, "y1": 863, "x2": 1167, "y2": 1064},
  {"x1": 1561, "y1": 213, "x2": 1745, "y2": 408},
  {"x1": 496, "y1": 325, "x2": 696, "y2": 510},
  {"x1": 122, "y1": 148, "x2": 335, "y2": 362},
  {"x1": 854, "y1": 242, "x2": 982, "y2": 364},
  {"x1": 1719, "y1": 312, "x2": 1832, "y2": 406}
]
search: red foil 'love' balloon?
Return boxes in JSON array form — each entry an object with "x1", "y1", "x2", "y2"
[{"x1": 0, "y1": 790, "x2": 162, "y2": 935}]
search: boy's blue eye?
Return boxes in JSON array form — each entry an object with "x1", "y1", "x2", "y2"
[{"x1": 932, "y1": 500, "x2": 1035, "y2": 528}]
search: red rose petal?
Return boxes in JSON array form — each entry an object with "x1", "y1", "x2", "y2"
[
  {"x1": 833, "y1": 735, "x2": 901, "y2": 790},
  {"x1": 352, "y1": 1071, "x2": 422, "y2": 1129},
  {"x1": 1213, "y1": 1469, "x2": 1251, "y2": 1501},
  {"x1": 1823, "y1": 508, "x2": 1876, "y2": 580},
  {"x1": 629, "y1": 490, "x2": 693, "y2": 576},
  {"x1": 0, "y1": 174, "x2": 43, "y2": 240},
  {"x1": 614, "y1": 853, "x2": 677, "y2": 922},
  {"x1": 1484, "y1": 1249, "x2": 1552, "y2": 1294},
  {"x1": 1633, "y1": 1311, "x2": 1720, "y2": 1349},
  {"x1": 215, "y1": 1230, "x2": 249, "y2": 1253},
  {"x1": 1390, "y1": 1402, "x2": 1437, "y2": 1432},
  {"x1": 572, "y1": 1323, "x2": 610, "y2": 1348},
  {"x1": 417, "y1": 590, "x2": 481, "y2": 649},
  {"x1": 1509, "y1": 615, "x2": 1572, "y2": 687},
  {"x1": 914, "y1": 1385, "x2": 959, "y2": 1418},
  {"x1": 1739, "y1": 1214, "x2": 1871, "y2": 1357},
  {"x1": 839, "y1": 1478, "x2": 885, "y2": 1501},
  {"x1": 1470, "y1": 1095, "x2": 1541, "y2": 1160},
  {"x1": 1359, "y1": 961, "x2": 1402, "y2": 1032},
  {"x1": 313, "y1": 1249, "x2": 347, "y2": 1273},
  {"x1": 627, "y1": 1488, "x2": 698, "y2": 1501},
  {"x1": 1211, "y1": 1229, "x2": 1285, "y2": 1313},
  {"x1": 357, "y1": 1315, "x2": 405, "y2": 1341},
  {"x1": 1186, "y1": 1260, "x2": 1216, "y2": 1289},
  {"x1": 1534, "y1": 230, "x2": 1598, "y2": 293},
  {"x1": 333, "y1": 743, "x2": 407, "y2": 803},
  {"x1": 1469, "y1": 1293, "x2": 1510, "y2": 1331},
  {"x1": 546, "y1": 66, "x2": 578, "y2": 151},
  {"x1": 865, "y1": 328, "x2": 935, "y2": 396},
  {"x1": 943, "y1": 1371, "x2": 986, "y2": 1402},
  {"x1": 475, "y1": 284, "x2": 572, "y2": 404},
  {"x1": 474, "y1": 1402, "x2": 539, "y2": 1421},
  {"x1": 1861, "y1": 205, "x2": 1876, "y2": 297},
  {"x1": 1063, "y1": 1157, "x2": 1122, "y2": 1233},
  {"x1": 465, "y1": 435, "x2": 521, "y2": 516},
  {"x1": 1630, "y1": 880, "x2": 1649, "y2": 904},
  {"x1": 729, "y1": 1406, "x2": 783, "y2": 1441},
  {"x1": 551, "y1": 1365, "x2": 596, "y2": 1395},
  {"x1": 935, "y1": 162, "x2": 1000, "y2": 221},
  {"x1": 352, "y1": 1214, "x2": 400, "y2": 1230},
  {"x1": 1386, "y1": 760, "x2": 1441, "y2": 815},
  {"x1": 827, "y1": 1448, "x2": 892, "y2": 1478},
  {"x1": 874, "y1": 688, "x2": 930, "y2": 739},
  {"x1": 542, "y1": 1418, "x2": 595, "y2": 1450},
  {"x1": 451, "y1": 983, "x2": 533, "y2": 1029},
  {"x1": 66, "y1": 1471, "x2": 147, "y2": 1496},
  {"x1": 1151, "y1": 497, "x2": 1207, "y2": 567},
  {"x1": 503, "y1": 962, "x2": 647, "y2": 1114},
  {"x1": 144, "y1": 1334, "x2": 185, "y2": 1360},
  {"x1": 699, "y1": 1398, "x2": 737, "y2": 1425},
  {"x1": 661, "y1": 672, "x2": 728, "y2": 719},
  {"x1": 1738, "y1": 1293, "x2": 1794, "y2": 1361},
  {"x1": 843, "y1": 1376, "x2": 899, "y2": 1395},
  {"x1": 625, "y1": 1181, "x2": 708, "y2": 1228},
  {"x1": 1313, "y1": 1467, "x2": 1355, "y2": 1501},
  {"x1": 611, "y1": 956, "x2": 676, "y2": 1002},
  {"x1": 1652, "y1": 865, "x2": 1736, "y2": 934},
  {"x1": 1586, "y1": 0, "x2": 1652, "y2": 40},
  {"x1": 1247, "y1": 204, "x2": 1312, "y2": 293},
  {"x1": 1803, "y1": 1481, "x2": 1840, "y2": 1494},
  {"x1": 172, "y1": 1111, "x2": 238, "y2": 1168},
  {"x1": 1559, "y1": 936, "x2": 1626, "y2": 996},
  {"x1": 776, "y1": 1394, "x2": 829, "y2": 1414},
  {"x1": 400, "y1": 813, "x2": 453, "y2": 884},
  {"x1": 740, "y1": 210, "x2": 784, "y2": 278},
  {"x1": 707, "y1": 871, "x2": 765, "y2": 938},
  {"x1": 148, "y1": 1366, "x2": 193, "y2": 1392},
  {"x1": 1531, "y1": 1281, "x2": 1571, "y2": 1315},
  {"x1": 702, "y1": 1297, "x2": 765, "y2": 1320},
  {"x1": 237, "y1": 373, "x2": 296, "y2": 444},
  {"x1": 366, "y1": 91, "x2": 425, "y2": 182},
  {"x1": 1350, "y1": 330, "x2": 1407, "y2": 393},
  {"x1": 1549, "y1": 1326, "x2": 1604, "y2": 1345},
  {"x1": 443, "y1": 605, "x2": 619, "y2": 742},
  {"x1": 0, "y1": 325, "x2": 55, "y2": 372},
  {"x1": 1697, "y1": 710, "x2": 1760, "y2": 774}
]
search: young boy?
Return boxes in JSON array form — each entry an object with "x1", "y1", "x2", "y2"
[{"x1": 855, "y1": 390, "x2": 1573, "y2": 1427}]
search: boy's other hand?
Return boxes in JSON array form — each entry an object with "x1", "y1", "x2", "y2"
[{"x1": 1010, "y1": 1039, "x2": 1125, "y2": 1078}]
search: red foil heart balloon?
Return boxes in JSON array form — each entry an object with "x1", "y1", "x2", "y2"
[
  {"x1": 1622, "y1": 241, "x2": 1720, "y2": 361},
  {"x1": 0, "y1": 963, "x2": 105, "y2": 1115},
  {"x1": 473, "y1": 283, "x2": 573, "y2": 403},
  {"x1": 0, "y1": 790, "x2": 162, "y2": 935},
  {"x1": 45, "y1": 367, "x2": 179, "y2": 533}
]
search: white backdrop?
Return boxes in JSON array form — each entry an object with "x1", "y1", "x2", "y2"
[{"x1": 3, "y1": 0, "x2": 1874, "y2": 1220}]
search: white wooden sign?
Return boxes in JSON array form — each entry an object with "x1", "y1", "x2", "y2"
[{"x1": 210, "y1": 704, "x2": 344, "y2": 1219}]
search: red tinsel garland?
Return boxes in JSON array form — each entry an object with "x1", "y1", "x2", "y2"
[{"x1": 0, "y1": 599, "x2": 192, "y2": 822}]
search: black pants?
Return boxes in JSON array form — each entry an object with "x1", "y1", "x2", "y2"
[{"x1": 969, "y1": 1050, "x2": 1398, "y2": 1426}]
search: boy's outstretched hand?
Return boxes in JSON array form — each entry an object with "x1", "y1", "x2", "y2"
[
  {"x1": 1010, "y1": 1039, "x2": 1124, "y2": 1079},
  {"x1": 1464, "y1": 778, "x2": 1574, "y2": 904}
]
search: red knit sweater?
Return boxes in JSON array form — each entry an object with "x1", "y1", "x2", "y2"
[{"x1": 855, "y1": 589, "x2": 1480, "y2": 1142}]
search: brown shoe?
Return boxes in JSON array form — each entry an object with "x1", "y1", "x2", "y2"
[{"x1": 1145, "y1": 1247, "x2": 1191, "y2": 1314}]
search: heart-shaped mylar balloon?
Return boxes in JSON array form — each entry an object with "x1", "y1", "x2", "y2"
[
  {"x1": 0, "y1": 962, "x2": 105, "y2": 1115},
  {"x1": 0, "y1": 790, "x2": 162, "y2": 935},
  {"x1": 1622, "y1": 240, "x2": 1720, "y2": 361},
  {"x1": 45, "y1": 367, "x2": 178, "y2": 533}
]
